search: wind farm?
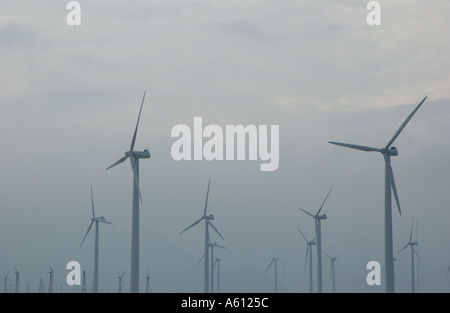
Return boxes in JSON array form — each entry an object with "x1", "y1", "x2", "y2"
[{"x1": 2, "y1": 1, "x2": 450, "y2": 296}]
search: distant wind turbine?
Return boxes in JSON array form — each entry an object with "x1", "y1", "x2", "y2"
[
  {"x1": 146, "y1": 271, "x2": 151, "y2": 293},
  {"x1": 13, "y1": 268, "x2": 22, "y2": 293},
  {"x1": 297, "y1": 226, "x2": 315, "y2": 293},
  {"x1": 329, "y1": 96, "x2": 427, "y2": 292},
  {"x1": 106, "y1": 91, "x2": 150, "y2": 293},
  {"x1": 214, "y1": 258, "x2": 222, "y2": 293},
  {"x1": 209, "y1": 241, "x2": 226, "y2": 293},
  {"x1": 3, "y1": 273, "x2": 7, "y2": 293},
  {"x1": 299, "y1": 188, "x2": 332, "y2": 293},
  {"x1": 81, "y1": 271, "x2": 86, "y2": 293},
  {"x1": 265, "y1": 257, "x2": 279, "y2": 293},
  {"x1": 397, "y1": 218, "x2": 419, "y2": 293},
  {"x1": 79, "y1": 185, "x2": 113, "y2": 293},
  {"x1": 323, "y1": 248, "x2": 342, "y2": 293},
  {"x1": 180, "y1": 180, "x2": 224, "y2": 293},
  {"x1": 118, "y1": 272, "x2": 125, "y2": 293},
  {"x1": 48, "y1": 267, "x2": 54, "y2": 293}
]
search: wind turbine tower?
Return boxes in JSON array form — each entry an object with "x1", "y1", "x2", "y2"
[
  {"x1": 265, "y1": 257, "x2": 279, "y2": 293},
  {"x1": 146, "y1": 272, "x2": 151, "y2": 293},
  {"x1": 106, "y1": 91, "x2": 150, "y2": 293},
  {"x1": 180, "y1": 180, "x2": 224, "y2": 293},
  {"x1": 79, "y1": 185, "x2": 113, "y2": 293},
  {"x1": 13, "y1": 268, "x2": 21, "y2": 293},
  {"x1": 397, "y1": 218, "x2": 419, "y2": 293},
  {"x1": 48, "y1": 267, "x2": 54, "y2": 293},
  {"x1": 210, "y1": 242, "x2": 226, "y2": 293},
  {"x1": 329, "y1": 96, "x2": 427, "y2": 292},
  {"x1": 300, "y1": 188, "x2": 332, "y2": 293},
  {"x1": 297, "y1": 226, "x2": 315, "y2": 293}
]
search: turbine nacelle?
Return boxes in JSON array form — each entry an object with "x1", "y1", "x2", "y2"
[
  {"x1": 125, "y1": 149, "x2": 151, "y2": 159},
  {"x1": 381, "y1": 147, "x2": 399, "y2": 156},
  {"x1": 204, "y1": 214, "x2": 214, "y2": 220},
  {"x1": 316, "y1": 214, "x2": 327, "y2": 220}
]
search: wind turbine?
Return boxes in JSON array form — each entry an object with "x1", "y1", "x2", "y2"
[
  {"x1": 13, "y1": 268, "x2": 22, "y2": 293},
  {"x1": 81, "y1": 271, "x2": 86, "y2": 293},
  {"x1": 265, "y1": 257, "x2": 279, "y2": 293},
  {"x1": 118, "y1": 272, "x2": 125, "y2": 293},
  {"x1": 3, "y1": 273, "x2": 7, "y2": 293},
  {"x1": 210, "y1": 241, "x2": 226, "y2": 293},
  {"x1": 299, "y1": 188, "x2": 332, "y2": 293},
  {"x1": 145, "y1": 271, "x2": 151, "y2": 293},
  {"x1": 323, "y1": 248, "x2": 342, "y2": 293},
  {"x1": 106, "y1": 90, "x2": 150, "y2": 293},
  {"x1": 79, "y1": 185, "x2": 113, "y2": 293},
  {"x1": 297, "y1": 227, "x2": 315, "y2": 293},
  {"x1": 214, "y1": 258, "x2": 222, "y2": 293},
  {"x1": 397, "y1": 218, "x2": 419, "y2": 293},
  {"x1": 47, "y1": 267, "x2": 54, "y2": 293},
  {"x1": 180, "y1": 180, "x2": 224, "y2": 293},
  {"x1": 329, "y1": 96, "x2": 427, "y2": 292}
]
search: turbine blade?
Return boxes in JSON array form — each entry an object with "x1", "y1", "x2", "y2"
[
  {"x1": 265, "y1": 259, "x2": 274, "y2": 273},
  {"x1": 90, "y1": 185, "x2": 95, "y2": 218},
  {"x1": 129, "y1": 156, "x2": 142, "y2": 203},
  {"x1": 215, "y1": 244, "x2": 227, "y2": 249},
  {"x1": 79, "y1": 221, "x2": 94, "y2": 249},
  {"x1": 106, "y1": 155, "x2": 128, "y2": 171},
  {"x1": 385, "y1": 97, "x2": 427, "y2": 149},
  {"x1": 409, "y1": 217, "x2": 415, "y2": 243},
  {"x1": 204, "y1": 180, "x2": 211, "y2": 216},
  {"x1": 397, "y1": 243, "x2": 409, "y2": 254},
  {"x1": 297, "y1": 226, "x2": 308, "y2": 243},
  {"x1": 208, "y1": 221, "x2": 224, "y2": 240},
  {"x1": 198, "y1": 253, "x2": 204, "y2": 265},
  {"x1": 316, "y1": 189, "x2": 332, "y2": 216},
  {"x1": 328, "y1": 141, "x2": 380, "y2": 152},
  {"x1": 99, "y1": 219, "x2": 113, "y2": 225},
  {"x1": 384, "y1": 154, "x2": 401, "y2": 215},
  {"x1": 322, "y1": 250, "x2": 331, "y2": 260},
  {"x1": 304, "y1": 245, "x2": 309, "y2": 270},
  {"x1": 413, "y1": 246, "x2": 421, "y2": 261},
  {"x1": 299, "y1": 208, "x2": 315, "y2": 218},
  {"x1": 180, "y1": 218, "x2": 203, "y2": 234},
  {"x1": 130, "y1": 90, "x2": 146, "y2": 152}
]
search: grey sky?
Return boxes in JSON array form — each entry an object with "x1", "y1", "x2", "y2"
[{"x1": 1, "y1": 0, "x2": 450, "y2": 293}]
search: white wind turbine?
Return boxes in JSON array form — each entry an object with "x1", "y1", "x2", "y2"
[
  {"x1": 214, "y1": 258, "x2": 222, "y2": 293},
  {"x1": 13, "y1": 268, "x2": 22, "y2": 293},
  {"x1": 3, "y1": 273, "x2": 8, "y2": 293},
  {"x1": 145, "y1": 271, "x2": 151, "y2": 293},
  {"x1": 79, "y1": 185, "x2": 113, "y2": 293},
  {"x1": 299, "y1": 188, "x2": 332, "y2": 293},
  {"x1": 118, "y1": 272, "x2": 125, "y2": 293},
  {"x1": 329, "y1": 96, "x2": 427, "y2": 293},
  {"x1": 180, "y1": 180, "x2": 224, "y2": 293},
  {"x1": 265, "y1": 257, "x2": 279, "y2": 293},
  {"x1": 48, "y1": 267, "x2": 54, "y2": 293},
  {"x1": 397, "y1": 218, "x2": 419, "y2": 293},
  {"x1": 323, "y1": 248, "x2": 342, "y2": 293},
  {"x1": 297, "y1": 226, "x2": 316, "y2": 293},
  {"x1": 210, "y1": 241, "x2": 226, "y2": 293},
  {"x1": 106, "y1": 91, "x2": 150, "y2": 293}
]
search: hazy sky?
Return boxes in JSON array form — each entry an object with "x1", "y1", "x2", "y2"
[{"x1": 1, "y1": 0, "x2": 450, "y2": 293}]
